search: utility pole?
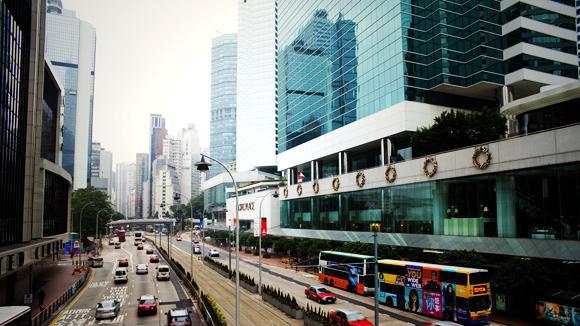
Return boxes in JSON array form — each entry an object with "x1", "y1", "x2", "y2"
[{"x1": 371, "y1": 223, "x2": 380, "y2": 326}]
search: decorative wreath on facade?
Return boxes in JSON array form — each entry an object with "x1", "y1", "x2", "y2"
[
  {"x1": 355, "y1": 171, "x2": 366, "y2": 188},
  {"x1": 283, "y1": 187, "x2": 288, "y2": 198},
  {"x1": 312, "y1": 180, "x2": 320, "y2": 194},
  {"x1": 385, "y1": 164, "x2": 397, "y2": 183},
  {"x1": 296, "y1": 184, "x2": 303, "y2": 196},
  {"x1": 472, "y1": 146, "x2": 492, "y2": 170},
  {"x1": 332, "y1": 177, "x2": 340, "y2": 191},
  {"x1": 422, "y1": 156, "x2": 438, "y2": 178}
]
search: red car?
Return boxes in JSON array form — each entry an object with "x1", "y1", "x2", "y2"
[
  {"x1": 305, "y1": 285, "x2": 336, "y2": 304},
  {"x1": 137, "y1": 294, "x2": 157, "y2": 316},
  {"x1": 149, "y1": 254, "x2": 160, "y2": 263},
  {"x1": 137, "y1": 243, "x2": 144, "y2": 250},
  {"x1": 328, "y1": 309, "x2": 373, "y2": 326},
  {"x1": 146, "y1": 247, "x2": 154, "y2": 254},
  {"x1": 118, "y1": 258, "x2": 129, "y2": 267}
]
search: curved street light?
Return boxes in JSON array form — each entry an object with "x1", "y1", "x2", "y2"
[
  {"x1": 95, "y1": 208, "x2": 110, "y2": 255},
  {"x1": 257, "y1": 189, "x2": 279, "y2": 294},
  {"x1": 78, "y1": 202, "x2": 95, "y2": 264},
  {"x1": 195, "y1": 154, "x2": 241, "y2": 326}
]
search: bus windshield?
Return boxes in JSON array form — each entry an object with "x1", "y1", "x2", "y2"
[{"x1": 469, "y1": 295, "x2": 491, "y2": 312}]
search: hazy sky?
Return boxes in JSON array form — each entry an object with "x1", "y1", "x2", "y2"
[{"x1": 63, "y1": 0, "x2": 238, "y2": 165}]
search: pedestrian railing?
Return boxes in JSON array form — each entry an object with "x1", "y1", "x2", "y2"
[{"x1": 30, "y1": 265, "x2": 90, "y2": 326}]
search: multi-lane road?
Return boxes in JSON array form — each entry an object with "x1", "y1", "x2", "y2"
[{"x1": 52, "y1": 235, "x2": 201, "y2": 326}]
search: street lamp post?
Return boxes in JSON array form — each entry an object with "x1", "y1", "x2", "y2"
[
  {"x1": 78, "y1": 202, "x2": 94, "y2": 265},
  {"x1": 95, "y1": 208, "x2": 109, "y2": 255},
  {"x1": 196, "y1": 154, "x2": 241, "y2": 326},
  {"x1": 257, "y1": 189, "x2": 279, "y2": 294},
  {"x1": 371, "y1": 223, "x2": 381, "y2": 326}
]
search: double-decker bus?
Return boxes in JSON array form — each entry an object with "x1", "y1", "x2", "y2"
[
  {"x1": 0, "y1": 306, "x2": 31, "y2": 325},
  {"x1": 318, "y1": 251, "x2": 375, "y2": 295},
  {"x1": 377, "y1": 259, "x2": 491, "y2": 325},
  {"x1": 117, "y1": 228, "x2": 126, "y2": 242}
]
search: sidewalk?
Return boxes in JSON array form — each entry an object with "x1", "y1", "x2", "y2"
[{"x1": 31, "y1": 257, "x2": 85, "y2": 317}]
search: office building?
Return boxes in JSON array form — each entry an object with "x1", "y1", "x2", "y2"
[
  {"x1": 0, "y1": 0, "x2": 72, "y2": 304},
  {"x1": 149, "y1": 114, "x2": 167, "y2": 216},
  {"x1": 178, "y1": 124, "x2": 202, "y2": 201},
  {"x1": 162, "y1": 136, "x2": 182, "y2": 202},
  {"x1": 275, "y1": 1, "x2": 580, "y2": 260},
  {"x1": 209, "y1": 34, "x2": 237, "y2": 177},
  {"x1": 90, "y1": 142, "x2": 113, "y2": 197},
  {"x1": 45, "y1": 0, "x2": 96, "y2": 189},
  {"x1": 135, "y1": 153, "x2": 149, "y2": 218},
  {"x1": 152, "y1": 156, "x2": 180, "y2": 218},
  {"x1": 115, "y1": 162, "x2": 136, "y2": 217},
  {"x1": 236, "y1": 0, "x2": 278, "y2": 171}
]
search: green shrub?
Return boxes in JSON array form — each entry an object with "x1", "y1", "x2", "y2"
[{"x1": 201, "y1": 291, "x2": 228, "y2": 326}]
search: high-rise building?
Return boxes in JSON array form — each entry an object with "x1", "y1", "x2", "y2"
[
  {"x1": 45, "y1": 0, "x2": 96, "y2": 189},
  {"x1": 135, "y1": 153, "x2": 149, "y2": 218},
  {"x1": 0, "y1": 0, "x2": 72, "y2": 304},
  {"x1": 115, "y1": 162, "x2": 136, "y2": 217},
  {"x1": 236, "y1": 0, "x2": 277, "y2": 171},
  {"x1": 162, "y1": 136, "x2": 182, "y2": 202},
  {"x1": 178, "y1": 124, "x2": 202, "y2": 201},
  {"x1": 149, "y1": 114, "x2": 167, "y2": 216},
  {"x1": 90, "y1": 142, "x2": 113, "y2": 197},
  {"x1": 209, "y1": 34, "x2": 237, "y2": 177},
  {"x1": 152, "y1": 156, "x2": 180, "y2": 218},
  {"x1": 275, "y1": 1, "x2": 580, "y2": 260}
]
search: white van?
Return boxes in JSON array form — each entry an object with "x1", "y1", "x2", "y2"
[
  {"x1": 114, "y1": 267, "x2": 128, "y2": 284},
  {"x1": 156, "y1": 265, "x2": 170, "y2": 281}
]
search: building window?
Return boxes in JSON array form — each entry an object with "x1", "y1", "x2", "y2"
[{"x1": 43, "y1": 171, "x2": 70, "y2": 236}]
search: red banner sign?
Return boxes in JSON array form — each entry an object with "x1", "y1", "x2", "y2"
[
  {"x1": 473, "y1": 285, "x2": 488, "y2": 294},
  {"x1": 261, "y1": 218, "x2": 267, "y2": 237}
]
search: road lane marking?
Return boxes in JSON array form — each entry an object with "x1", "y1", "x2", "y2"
[{"x1": 50, "y1": 269, "x2": 95, "y2": 326}]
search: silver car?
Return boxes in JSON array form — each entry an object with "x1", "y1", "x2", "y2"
[
  {"x1": 95, "y1": 300, "x2": 120, "y2": 320},
  {"x1": 136, "y1": 263, "x2": 148, "y2": 274}
]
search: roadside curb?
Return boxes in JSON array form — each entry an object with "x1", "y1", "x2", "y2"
[{"x1": 48, "y1": 268, "x2": 95, "y2": 326}]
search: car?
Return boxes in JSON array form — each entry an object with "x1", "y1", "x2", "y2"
[
  {"x1": 193, "y1": 246, "x2": 201, "y2": 255},
  {"x1": 146, "y1": 247, "x2": 154, "y2": 254},
  {"x1": 113, "y1": 267, "x2": 128, "y2": 284},
  {"x1": 95, "y1": 300, "x2": 120, "y2": 320},
  {"x1": 305, "y1": 285, "x2": 336, "y2": 304},
  {"x1": 88, "y1": 256, "x2": 104, "y2": 268},
  {"x1": 136, "y1": 263, "x2": 148, "y2": 274},
  {"x1": 166, "y1": 308, "x2": 192, "y2": 326},
  {"x1": 328, "y1": 309, "x2": 373, "y2": 326},
  {"x1": 118, "y1": 258, "x2": 129, "y2": 267},
  {"x1": 207, "y1": 249, "x2": 219, "y2": 257},
  {"x1": 137, "y1": 294, "x2": 158, "y2": 316},
  {"x1": 114, "y1": 242, "x2": 121, "y2": 249},
  {"x1": 156, "y1": 265, "x2": 170, "y2": 281},
  {"x1": 137, "y1": 243, "x2": 144, "y2": 250},
  {"x1": 150, "y1": 254, "x2": 160, "y2": 263},
  {"x1": 108, "y1": 239, "x2": 115, "y2": 245},
  {"x1": 176, "y1": 235, "x2": 182, "y2": 241},
  {"x1": 134, "y1": 239, "x2": 141, "y2": 246}
]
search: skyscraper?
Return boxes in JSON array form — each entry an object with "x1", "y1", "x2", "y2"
[
  {"x1": 115, "y1": 162, "x2": 136, "y2": 217},
  {"x1": 178, "y1": 124, "x2": 202, "y2": 201},
  {"x1": 45, "y1": 0, "x2": 96, "y2": 189},
  {"x1": 236, "y1": 0, "x2": 277, "y2": 171},
  {"x1": 209, "y1": 34, "x2": 237, "y2": 177},
  {"x1": 135, "y1": 153, "x2": 149, "y2": 218},
  {"x1": 149, "y1": 114, "x2": 167, "y2": 216},
  {"x1": 90, "y1": 142, "x2": 113, "y2": 197}
]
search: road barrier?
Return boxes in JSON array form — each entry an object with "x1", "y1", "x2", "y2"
[{"x1": 31, "y1": 265, "x2": 91, "y2": 326}]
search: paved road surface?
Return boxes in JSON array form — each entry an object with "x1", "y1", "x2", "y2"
[{"x1": 51, "y1": 235, "x2": 201, "y2": 326}]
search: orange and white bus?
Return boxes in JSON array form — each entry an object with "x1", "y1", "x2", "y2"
[{"x1": 318, "y1": 251, "x2": 375, "y2": 295}]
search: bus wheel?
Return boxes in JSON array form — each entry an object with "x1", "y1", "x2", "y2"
[
  {"x1": 386, "y1": 297, "x2": 394, "y2": 307},
  {"x1": 323, "y1": 278, "x2": 328, "y2": 285},
  {"x1": 330, "y1": 279, "x2": 334, "y2": 287}
]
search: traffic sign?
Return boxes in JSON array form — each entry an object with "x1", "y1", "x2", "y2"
[{"x1": 73, "y1": 240, "x2": 80, "y2": 249}]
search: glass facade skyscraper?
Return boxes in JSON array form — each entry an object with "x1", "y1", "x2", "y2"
[
  {"x1": 45, "y1": 1, "x2": 96, "y2": 189},
  {"x1": 209, "y1": 34, "x2": 237, "y2": 177}
]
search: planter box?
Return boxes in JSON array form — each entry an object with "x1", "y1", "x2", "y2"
[
  {"x1": 205, "y1": 261, "x2": 230, "y2": 279},
  {"x1": 304, "y1": 315, "x2": 326, "y2": 326},
  {"x1": 262, "y1": 293, "x2": 304, "y2": 320},
  {"x1": 239, "y1": 279, "x2": 258, "y2": 293}
]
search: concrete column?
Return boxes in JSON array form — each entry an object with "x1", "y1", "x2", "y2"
[
  {"x1": 338, "y1": 152, "x2": 342, "y2": 176},
  {"x1": 496, "y1": 175, "x2": 517, "y2": 238},
  {"x1": 380, "y1": 139, "x2": 385, "y2": 166},
  {"x1": 343, "y1": 152, "x2": 349, "y2": 174},
  {"x1": 432, "y1": 182, "x2": 448, "y2": 236},
  {"x1": 310, "y1": 161, "x2": 315, "y2": 181}
]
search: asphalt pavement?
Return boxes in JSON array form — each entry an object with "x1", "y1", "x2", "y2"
[{"x1": 51, "y1": 235, "x2": 201, "y2": 326}]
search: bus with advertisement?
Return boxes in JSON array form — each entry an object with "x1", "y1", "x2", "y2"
[
  {"x1": 377, "y1": 259, "x2": 491, "y2": 325},
  {"x1": 117, "y1": 228, "x2": 126, "y2": 242},
  {"x1": 318, "y1": 251, "x2": 375, "y2": 295}
]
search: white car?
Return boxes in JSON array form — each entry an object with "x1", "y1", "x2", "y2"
[
  {"x1": 136, "y1": 264, "x2": 148, "y2": 274},
  {"x1": 193, "y1": 246, "x2": 201, "y2": 255},
  {"x1": 156, "y1": 265, "x2": 170, "y2": 281},
  {"x1": 113, "y1": 267, "x2": 128, "y2": 284},
  {"x1": 207, "y1": 249, "x2": 219, "y2": 257}
]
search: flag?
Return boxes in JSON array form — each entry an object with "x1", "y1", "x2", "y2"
[{"x1": 297, "y1": 171, "x2": 305, "y2": 183}]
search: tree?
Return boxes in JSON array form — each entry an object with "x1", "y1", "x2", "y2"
[
  {"x1": 181, "y1": 194, "x2": 205, "y2": 218},
  {"x1": 71, "y1": 187, "x2": 116, "y2": 243},
  {"x1": 411, "y1": 109, "x2": 507, "y2": 157}
]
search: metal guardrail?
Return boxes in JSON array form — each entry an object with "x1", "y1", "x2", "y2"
[{"x1": 31, "y1": 266, "x2": 90, "y2": 326}]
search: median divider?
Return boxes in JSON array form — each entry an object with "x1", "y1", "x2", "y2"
[
  {"x1": 151, "y1": 239, "x2": 227, "y2": 326},
  {"x1": 203, "y1": 256, "x2": 258, "y2": 293}
]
